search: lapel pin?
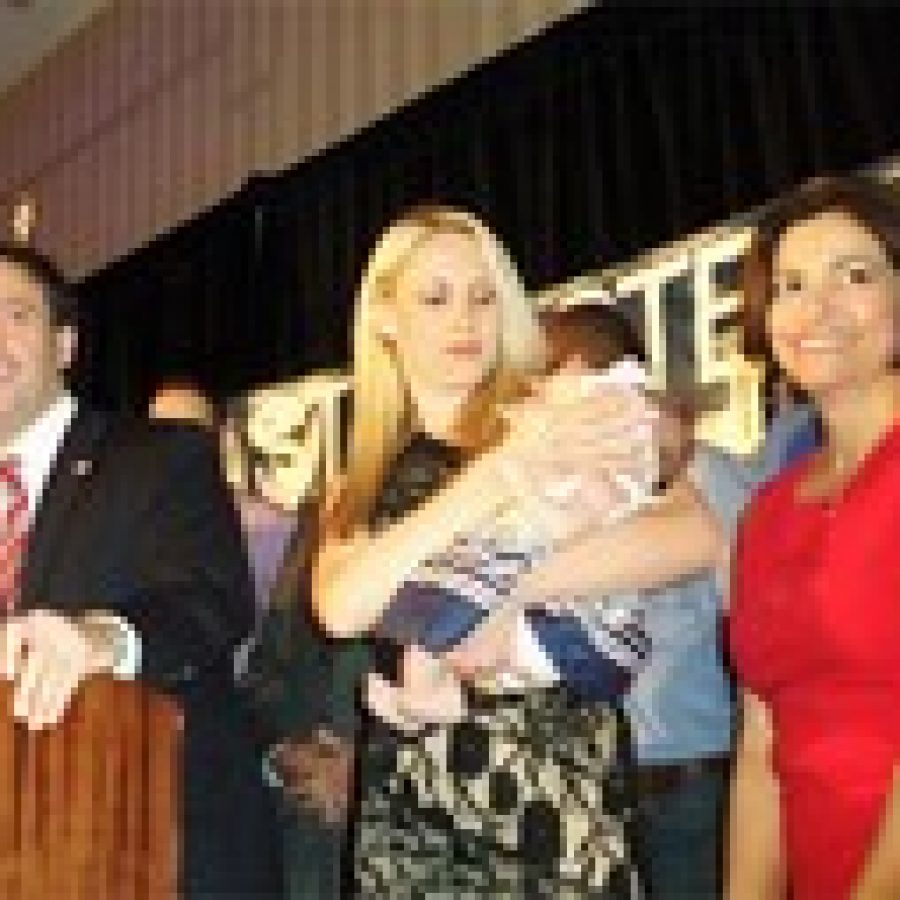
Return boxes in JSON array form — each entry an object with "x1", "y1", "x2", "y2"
[{"x1": 72, "y1": 459, "x2": 93, "y2": 478}]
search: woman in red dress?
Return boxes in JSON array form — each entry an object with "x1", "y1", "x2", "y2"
[{"x1": 726, "y1": 175, "x2": 900, "y2": 900}]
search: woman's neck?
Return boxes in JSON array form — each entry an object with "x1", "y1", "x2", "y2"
[
  {"x1": 407, "y1": 381, "x2": 469, "y2": 444},
  {"x1": 815, "y1": 373, "x2": 900, "y2": 474}
]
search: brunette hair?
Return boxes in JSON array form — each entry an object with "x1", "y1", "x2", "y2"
[{"x1": 742, "y1": 173, "x2": 900, "y2": 367}]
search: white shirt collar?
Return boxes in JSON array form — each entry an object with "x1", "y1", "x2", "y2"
[{"x1": 2, "y1": 392, "x2": 78, "y2": 514}]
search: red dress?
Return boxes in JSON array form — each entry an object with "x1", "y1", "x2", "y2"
[{"x1": 729, "y1": 419, "x2": 900, "y2": 900}]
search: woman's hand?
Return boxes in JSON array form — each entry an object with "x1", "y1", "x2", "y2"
[
  {"x1": 365, "y1": 646, "x2": 466, "y2": 733},
  {"x1": 495, "y1": 377, "x2": 660, "y2": 539}
]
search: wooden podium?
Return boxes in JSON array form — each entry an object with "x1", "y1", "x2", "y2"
[{"x1": 0, "y1": 677, "x2": 180, "y2": 900}]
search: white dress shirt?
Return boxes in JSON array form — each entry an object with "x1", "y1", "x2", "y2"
[
  {"x1": 5, "y1": 391, "x2": 78, "y2": 523},
  {"x1": 2, "y1": 391, "x2": 140, "y2": 677}
]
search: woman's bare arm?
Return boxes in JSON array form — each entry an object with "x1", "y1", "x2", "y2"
[
  {"x1": 726, "y1": 691, "x2": 784, "y2": 900},
  {"x1": 313, "y1": 452, "x2": 512, "y2": 637},
  {"x1": 517, "y1": 476, "x2": 723, "y2": 602}
]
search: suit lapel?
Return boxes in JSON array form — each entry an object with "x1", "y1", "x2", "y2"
[{"x1": 20, "y1": 409, "x2": 112, "y2": 607}]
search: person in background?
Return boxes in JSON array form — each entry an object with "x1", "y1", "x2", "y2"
[
  {"x1": 148, "y1": 382, "x2": 296, "y2": 617},
  {"x1": 147, "y1": 377, "x2": 216, "y2": 426},
  {"x1": 219, "y1": 392, "x2": 296, "y2": 617},
  {"x1": 727, "y1": 174, "x2": 900, "y2": 899},
  {"x1": 244, "y1": 484, "x2": 361, "y2": 900}
]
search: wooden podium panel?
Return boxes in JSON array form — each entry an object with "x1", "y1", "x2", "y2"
[{"x1": 0, "y1": 677, "x2": 180, "y2": 900}]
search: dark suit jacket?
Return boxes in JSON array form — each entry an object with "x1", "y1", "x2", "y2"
[{"x1": 20, "y1": 407, "x2": 282, "y2": 899}]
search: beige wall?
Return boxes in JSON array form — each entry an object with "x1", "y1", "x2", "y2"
[{"x1": 0, "y1": 0, "x2": 588, "y2": 277}]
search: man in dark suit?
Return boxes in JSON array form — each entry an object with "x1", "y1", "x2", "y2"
[{"x1": 0, "y1": 243, "x2": 282, "y2": 898}]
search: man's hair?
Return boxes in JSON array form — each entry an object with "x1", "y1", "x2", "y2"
[{"x1": 0, "y1": 242, "x2": 80, "y2": 329}]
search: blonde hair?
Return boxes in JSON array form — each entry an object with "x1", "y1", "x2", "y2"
[{"x1": 338, "y1": 205, "x2": 545, "y2": 529}]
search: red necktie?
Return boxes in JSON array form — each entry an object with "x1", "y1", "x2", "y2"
[{"x1": 0, "y1": 460, "x2": 29, "y2": 614}]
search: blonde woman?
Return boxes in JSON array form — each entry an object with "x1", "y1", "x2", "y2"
[{"x1": 313, "y1": 206, "x2": 652, "y2": 896}]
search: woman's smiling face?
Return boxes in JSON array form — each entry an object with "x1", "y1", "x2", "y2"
[{"x1": 767, "y1": 209, "x2": 897, "y2": 397}]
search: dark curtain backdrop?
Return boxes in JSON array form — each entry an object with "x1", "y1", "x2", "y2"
[{"x1": 78, "y1": 1, "x2": 900, "y2": 409}]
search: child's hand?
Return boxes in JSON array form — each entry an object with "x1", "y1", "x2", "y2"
[{"x1": 443, "y1": 608, "x2": 517, "y2": 682}]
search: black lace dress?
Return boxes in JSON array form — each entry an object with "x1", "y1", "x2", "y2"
[{"x1": 353, "y1": 433, "x2": 643, "y2": 898}]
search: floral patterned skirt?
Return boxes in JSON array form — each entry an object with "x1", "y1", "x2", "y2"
[{"x1": 353, "y1": 687, "x2": 643, "y2": 898}]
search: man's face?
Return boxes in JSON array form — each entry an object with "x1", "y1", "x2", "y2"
[{"x1": 0, "y1": 260, "x2": 75, "y2": 439}]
